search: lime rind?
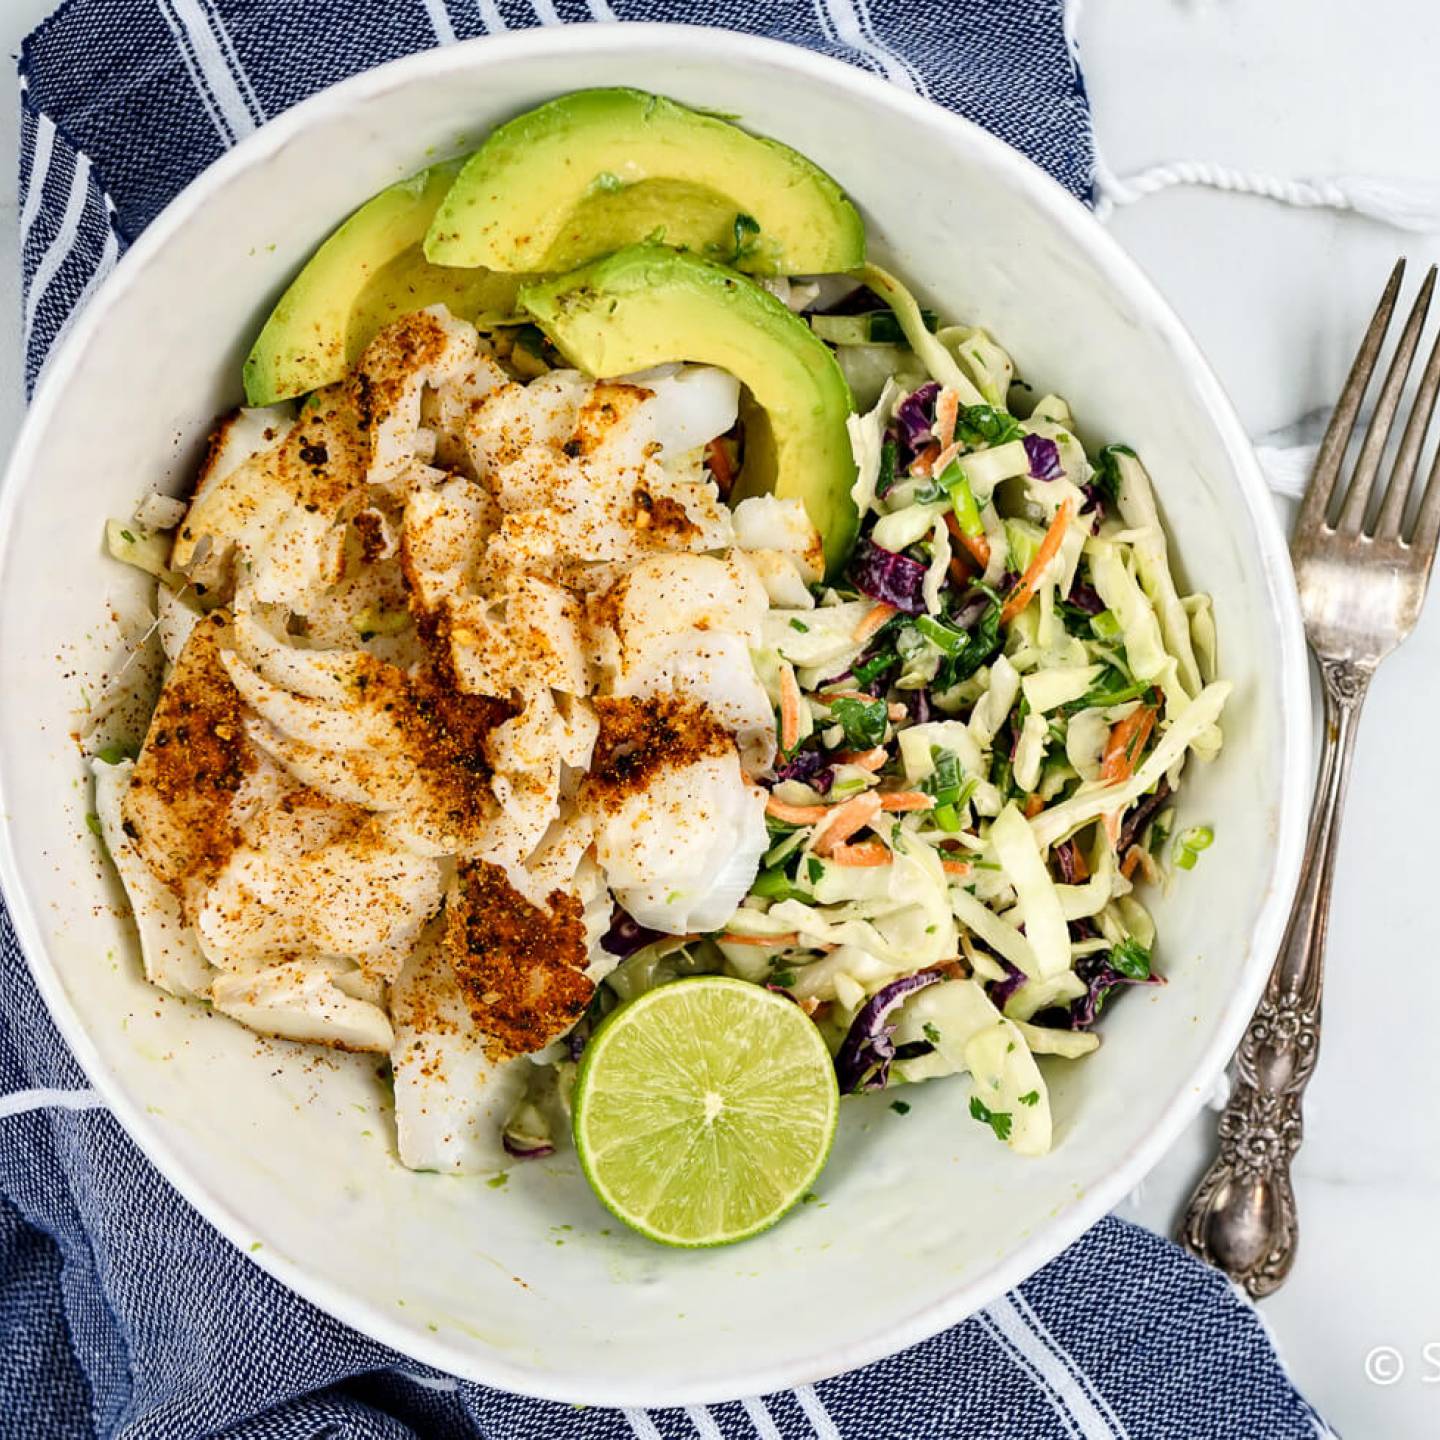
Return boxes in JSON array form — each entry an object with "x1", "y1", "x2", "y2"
[{"x1": 572, "y1": 976, "x2": 838, "y2": 1247}]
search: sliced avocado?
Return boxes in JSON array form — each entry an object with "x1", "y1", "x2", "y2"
[
  {"x1": 518, "y1": 245, "x2": 857, "y2": 573},
  {"x1": 427, "y1": 89, "x2": 865, "y2": 278},
  {"x1": 243, "y1": 161, "x2": 524, "y2": 406}
]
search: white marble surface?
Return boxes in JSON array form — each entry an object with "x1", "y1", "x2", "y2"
[{"x1": 1, "y1": 1, "x2": 1437, "y2": 1434}]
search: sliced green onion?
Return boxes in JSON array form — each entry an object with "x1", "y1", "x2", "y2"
[
  {"x1": 763, "y1": 827, "x2": 807, "y2": 869},
  {"x1": 876, "y1": 438, "x2": 898, "y2": 498},
  {"x1": 750, "y1": 866, "x2": 805, "y2": 901},
  {"x1": 938, "y1": 462, "x2": 985, "y2": 538},
  {"x1": 914, "y1": 613, "x2": 968, "y2": 657},
  {"x1": 1173, "y1": 825, "x2": 1214, "y2": 871},
  {"x1": 921, "y1": 748, "x2": 963, "y2": 806},
  {"x1": 933, "y1": 803, "x2": 961, "y2": 832},
  {"x1": 851, "y1": 650, "x2": 898, "y2": 687}
]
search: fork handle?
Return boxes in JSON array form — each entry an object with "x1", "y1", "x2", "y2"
[{"x1": 1178, "y1": 656, "x2": 1369, "y2": 1296}]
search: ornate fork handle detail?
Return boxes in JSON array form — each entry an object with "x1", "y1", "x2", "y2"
[{"x1": 1180, "y1": 657, "x2": 1371, "y2": 1296}]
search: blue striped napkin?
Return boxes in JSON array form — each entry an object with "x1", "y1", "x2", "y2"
[{"x1": 4, "y1": 3, "x2": 1332, "y2": 1436}]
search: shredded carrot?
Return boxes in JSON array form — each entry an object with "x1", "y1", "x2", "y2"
[
  {"x1": 853, "y1": 602, "x2": 898, "y2": 643},
  {"x1": 778, "y1": 661, "x2": 803, "y2": 754},
  {"x1": 720, "y1": 931, "x2": 799, "y2": 947},
  {"x1": 945, "y1": 510, "x2": 992, "y2": 569},
  {"x1": 879, "y1": 791, "x2": 934, "y2": 812},
  {"x1": 836, "y1": 747, "x2": 888, "y2": 771},
  {"x1": 930, "y1": 441, "x2": 960, "y2": 477},
  {"x1": 941, "y1": 859, "x2": 974, "y2": 878},
  {"x1": 705, "y1": 436, "x2": 735, "y2": 496},
  {"x1": 1100, "y1": 704, "x2": 1159, "y2": 785},
  {"x1": 1103, "y1": 809, "x2": 1123, "y2": 850},
  {"x1": 1000, "y1": 498, "x2": 1075, "y2": 626},
  {"x1": 1067, "y1": 842, "x2": 1090, "y2": 883},
  {"x1": 765, "y1": 795, "x2": 829, "y2": 825},
  {"x1": 934, "y1": 959, "x2": 967, "y2": 981},
  {"x1": 909, "y1": 441, "x2": 941, "y2": 478},
  {"x1": 934, "y1": 387, "x2": 960, "y2": 453},
  {"x1": 812, "y1": 791, "x2": 884, "y2": 856},
  {"x1": 1023, "y1": 793, "x2": 1045, "y2": 819},
  {"x1": 947, "y1": 548, "x2": 976, "y2": 587},
  {"x1": 1120, "y1": 847, "x2": 1143, "y2": 880},
  {"x1": 829, "y1": 840, "x2": 892, "y2": 866}
]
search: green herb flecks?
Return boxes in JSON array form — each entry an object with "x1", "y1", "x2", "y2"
[
  {"x1": 969, "y1": 1094, "x2": 1013, "y2": 1142},
  {"x1": 730, "y1": 212, "x2": 761, "y2": 264},
  {"x1": 1108, "y1": 937, "x2": 1153, "y2": 980},
  {"x1": 829, "y1": 695, "x2": 888, "y2": 749}
]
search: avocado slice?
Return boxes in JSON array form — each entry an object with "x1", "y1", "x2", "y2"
[
  {"x1": 243, "y1": 161, "x2": 523, "y2": 406},
  {"x1": 427, "y1": 89, "x2": 865, "y2": 278},
  {"x1": 518, "y1": 245, "x2": 857, "y2": 573}
]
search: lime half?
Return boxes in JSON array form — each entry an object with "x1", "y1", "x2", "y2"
[{"x1": 572, "y1": 976, "x2": 839, "y2": 1247}]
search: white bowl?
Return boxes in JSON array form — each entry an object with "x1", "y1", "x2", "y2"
[{"x1": 0, "y1": 24, "x2": 1310, "y2": 1406}]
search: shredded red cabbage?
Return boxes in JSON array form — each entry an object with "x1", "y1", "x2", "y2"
[
  {"x1": 600, "y1": 906, "x2": 665, "y2": 959},
  {"x1": 771, "y1": 748, "x2": 834, "y2": 794},
  {"x1": 502, "y1": 1133, "x2": 556, "y2": 1161},
  {"x1": 1079, "y1": 482, "x2": 1106, "y2": 530},
  {"x1": 1117, "y1": 777, "x2": 1172, "y2": 855},
  {"x1": 987, "y1": 959, "x2": 1028, "y2": 1010},
  {"x1": 895, "y1": 382, "x2": 940, "y2": 453},
  {"x1": 905, "y1": 688, "x2": 932, "y2": 725},
  {"x1": 849, "y1": 538, "x2": 928, "y2": 615},
  {"x1": 1052, "y1": 839, "x2": 1085, "y2": 884},
  {"x1": 1023, "y1": 433, "x2": 1063, "y2": 481},
  {"x1": 834, "y1": 970, "x2": 945, "y2": 1093},
  {"x1": 1069, "y1": 951, "x2": 1163, "y2": 1029},
  {"x1": 1065, "y1": 580, "x2": 1105, "y2": 615}
]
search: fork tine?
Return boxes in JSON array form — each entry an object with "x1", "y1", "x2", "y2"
[
  {"x1": 1296, "y1": 258, "x2": 1405, "y2": 539},
  {"x1": 1375, "y1": 272, "x2": 1440, "y2": 540},
  {"x1": 1338, "y1": 264, "x2": 1435, "y2": 534},
  {"x1": 1410, "y1": 445, "x2": 1440, "y2": 564}
]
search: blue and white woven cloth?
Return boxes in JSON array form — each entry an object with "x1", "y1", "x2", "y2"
[{"x1": 5, "y1": 3, "x2": 1333, "y2": 1437}]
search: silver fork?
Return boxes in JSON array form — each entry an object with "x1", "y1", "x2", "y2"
[{"x1": 1180, "y1": 258, "x2": 1440, "y2": 1297}]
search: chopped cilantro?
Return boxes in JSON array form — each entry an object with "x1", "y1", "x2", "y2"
[
  {"x1": 890, "y1": 1100, "x2": 911, "y2": 1115},
  {"x1": 119, "y1": 529, "x2": 137, "y2": 545},
  {"x1": 94, "y1": 742, "x2": 134, "y2": 765},
  {"x1": 731, "y1": 212, "x2": 761, "y2": 264},
  {"x1": 1018, "y1": 1090, "x2": 1041, "y2": 1107},
  {"x1": 956, "y1": 405, "x2": 1023, "y2": 448},
  {"x1": 970, "y1": 1095, "x2": 1013, "y2": 1142},
  {"x1": 486, "y1": 1172, "x2": 509, "y2": 1189},
  {"x1": 1092, "y1": 442, "x2": 1136, "y2": 502},
  {"x1": 789, "y1": 618, "x2": 810, "y2": 632},
  {"x1": 922, "y1": 1022, "x2": 942, "y2": 1045},
  {"x1": 84, "y1": 812, "x2": 103, "y2": 838},
  {"x1": 830, "y1": 695, "x2": 888, "y2": 749},
  {"x1": 806, "y1": 856, "x2": 823, "y2": 884},
  {"x1": 1108, "y1": 936, "x2": 1153, "y2": 980},
  {"x1": 771, "y1": 968, "x2": 798, "y2": 988}
]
